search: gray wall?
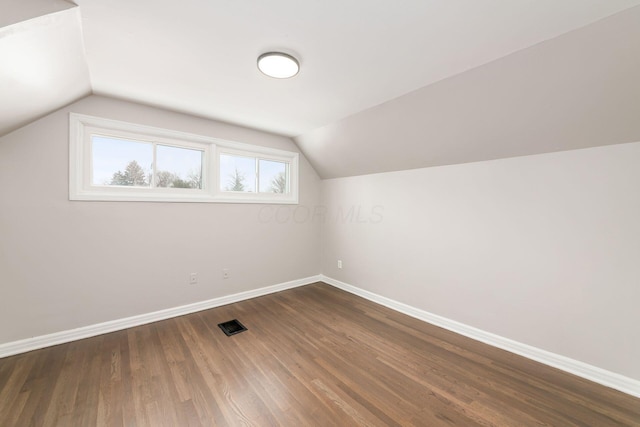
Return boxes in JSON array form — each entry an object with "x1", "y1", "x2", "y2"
[
  {"x1": 0, "y1": 95, "x2": 321, "y2": 344},
  {"x1": 321, "y1": 142, "x2": 640, "y2": 381}
]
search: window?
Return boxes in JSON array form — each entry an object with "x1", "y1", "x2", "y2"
[
  {"x1": 69, "y1": 114, "x2": 298, "y2": 203},
  {"x1": 90, "y1": 136, "x2": 204, "y2": 189},
  {"x1": 218, "y1": 152, "x2": 290, "y2": 194}
]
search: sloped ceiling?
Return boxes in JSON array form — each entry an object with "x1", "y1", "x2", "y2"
[
  {"x1": 0, "y1": 2, "x2": 91, "y2": 135},
  {"x1": 1, "y1": 0, "x2": 73, "y2": 27},
  {"x1": 296, "y1": 5, "x2": 640, "y2": 178},
  {"x1": 1, "y1": 1, "x2": 639, "y2": 178}
]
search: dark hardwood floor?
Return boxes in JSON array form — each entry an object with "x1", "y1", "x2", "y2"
[{"x1": 0, "y1": 282, "x2": 638, "y2": 426}]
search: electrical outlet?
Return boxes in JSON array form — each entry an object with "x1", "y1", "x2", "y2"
[
  {"x1": 337, "y1": 260, "x2": 343, "y2": 269},
  {"x1": 189, "y1": 273, "x2": 198, "y2": 285},
  {"x1": 223, "y1": 268, "x2": 229, "y2": 279}
]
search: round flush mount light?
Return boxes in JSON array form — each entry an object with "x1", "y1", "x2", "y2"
[{"x1": 257, "y1": 52, "x2": 299, "y2": 79}]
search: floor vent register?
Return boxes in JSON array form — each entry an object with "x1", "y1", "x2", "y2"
[{"x1": 218, "y1": 319, "x2": 248, "y2": 336}]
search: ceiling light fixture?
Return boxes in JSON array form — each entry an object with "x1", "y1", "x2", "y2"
[{"x1": 257, "y1": 52, "x2": 299, "y2": 79}]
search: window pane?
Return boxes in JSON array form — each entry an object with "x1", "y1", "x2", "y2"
[
  {"x1": 219, "y1": 154, "x2": 256, "y2": 192},
  {"x1": 92, "y1": 135, "x2": 152, "y2": 187},
  {"x1": 259, "y1": 159, "x2": 288, "y2": 193},
  {"x1": 155, "y1": 145, "x2": 203, "y2": 189}
]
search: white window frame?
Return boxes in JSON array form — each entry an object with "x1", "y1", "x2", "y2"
[
  {"x1": 69, "y1": 113, "x2": 299, "y2": 204},
  {"x1": 216, "y1": 147, "x2": 293, "y2": 202}
]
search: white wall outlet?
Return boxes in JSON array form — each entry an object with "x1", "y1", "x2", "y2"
[
  {"x1": 223, "y1": 268, "x2": 229, "y2": 279},
  {"x1": 189, "y1": 273, "x2": 198, "y2": 285},
  {"x1": 337, "y1": 260, "x2": 343, "y2": 269}
]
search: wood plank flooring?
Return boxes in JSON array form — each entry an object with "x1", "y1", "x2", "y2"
[{"x1": 0, "y1": 282, "x2": 638, "y2": 426}]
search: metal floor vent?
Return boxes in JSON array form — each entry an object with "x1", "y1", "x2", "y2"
[{"x1": 218, "y1": 319, "x2": 248, "y2": 336}]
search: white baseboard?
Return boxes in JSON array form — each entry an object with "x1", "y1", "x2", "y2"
[
  {"x1": 321, "y1": 275, "x2": 640, "y2": 398},
  {"x1": 0, "y1": 275, "x2": 322, "y2": 359},
  {"x1": 4, "y1": 274, "x2": 638, "y2": 398}
]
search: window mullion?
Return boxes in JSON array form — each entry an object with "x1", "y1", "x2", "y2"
[
  {"x1": 255, "y1": 157, "x2": 260, "y2": 193},
  {"x1": 151, "y1": 142, "x2": 157, "y2": 188}
]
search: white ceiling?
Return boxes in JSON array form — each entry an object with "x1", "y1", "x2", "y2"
[
  {"x1": 1, "y1": 0, "x2": 640, "y2": 176},
  {"x1": 0, "y1": 4, "x2": 90, "y2": 135},
  {"x1": 296, "y1": 5, "x2": 640, "y2": 178},
  {"x1": 1, "y1": 0, "x2": 72, "y2": 28},
  {"x1": 75, "y1": 0, "x2": 640, "y2": 137}
]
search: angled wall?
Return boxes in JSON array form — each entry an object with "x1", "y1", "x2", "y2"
[{"x1": 297, "y1": 6, "x2": 640, "y2": 178}]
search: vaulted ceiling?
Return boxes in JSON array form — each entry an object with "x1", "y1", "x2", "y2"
[{"x1": 2, "y1": 0, "x2": 640, "y2": 178}]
